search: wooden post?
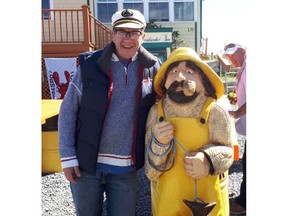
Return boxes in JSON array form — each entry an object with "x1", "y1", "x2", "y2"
[{"x1": 82, "y1": 5, "x2": 91, "y2": 49}]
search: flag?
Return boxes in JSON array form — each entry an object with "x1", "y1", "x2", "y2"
[{"x1": 44, "y1": 58, "x2": 77, "y2": 99}]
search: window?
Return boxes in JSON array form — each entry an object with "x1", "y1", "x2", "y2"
[
  {"x1": 42, "y1": 0, "x2": 50, "y2": 9},
  {"x1": 123, "y1": 3, "x2": 144, "y2": 14},
  {"x1": 174, "y1": 1, "x2": 194, "y2": 21},
  {"x1": 97, "y1": 0, "x2": 118, "y2": 23},
  {"x1": 123, "y1": 0, "x2": 143, "y2": 13},
  {"x1": 149, "y1": 2, "x2": 169, "y2": 22},
  {"x1": 42, "y1": 0, "x2": 53, "y2": 19}
]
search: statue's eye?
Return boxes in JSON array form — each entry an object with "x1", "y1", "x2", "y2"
[
  {"x1": 186, "y1": 70, "x2": 193, "y2": 74},
  {"x1": 172, "y1": 70, "x2": 178, "y2": 74}
]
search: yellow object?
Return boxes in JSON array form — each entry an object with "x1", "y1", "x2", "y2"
[
  {"x1": 42, "y1": 99, "x2": 63, "y2": 173},
  {"x1": 219, "y1": 171, "x2": 229, "y2": 215},
  {"x1": 152, "y1": 97, "x2": 229, "y2": 216},
  {"x1": 42, "y1": 99, "x2": 63, "y2": 124},
  {"x1": 42, "y1": 131, "x2": 62, "y2": 173},
  {"x1": 154, "y1": 47, "x2": 224, "y2": 99}
]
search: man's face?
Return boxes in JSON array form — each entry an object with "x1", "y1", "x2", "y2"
[
  {"x1": 226, "y1": 49, "x2": 245, "y2": 67},
  {"x1": 164, "y1": 61, "x2": 205, "y2": 104},
  {"x1": 112, "y1": 28, "x2": 145, "y2": 60}
]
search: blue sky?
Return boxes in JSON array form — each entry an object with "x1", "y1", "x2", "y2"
[{"x1": 202, "y1": 0, "x2": 247, "y2": 54}]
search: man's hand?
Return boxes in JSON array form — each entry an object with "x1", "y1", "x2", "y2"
[
  {"x1": 63, "y1": 166, "x2": 81, "y2": 184},
  {"x1": 152, "y1": 121, "x2": 174, "y2": 145},
  {"x1": 183, "y1": 152, "x2": 210, "y2": 180}
]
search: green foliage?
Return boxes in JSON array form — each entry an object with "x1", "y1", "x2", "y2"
[
  {"x1": 220, "y1": 72, "x2": 237, "y2": 82},
  {"x1": 172, "y1": 31, "x2": 184, "y2": 48}
]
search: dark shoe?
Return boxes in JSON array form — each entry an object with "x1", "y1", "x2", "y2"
[{"x1": 230, "y1": 202, "x2": 246, "y2": 215}]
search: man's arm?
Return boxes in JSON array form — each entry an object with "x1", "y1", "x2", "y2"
[{"x1": 58, "y1": 67, "x2": 82, "y2": 182}]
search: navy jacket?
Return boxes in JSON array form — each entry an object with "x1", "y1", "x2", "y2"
[{"x1": 76, "y1": 42, "x2": 161, "y2": 173}]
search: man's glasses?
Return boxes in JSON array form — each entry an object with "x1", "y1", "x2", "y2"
[{"x1": 114, "y1": 30, "x2": 143, "y2": 40}]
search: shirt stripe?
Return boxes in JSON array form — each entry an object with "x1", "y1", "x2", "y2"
[{"x1": 97, "y1": 154, "x2": 133, "y2": 167}]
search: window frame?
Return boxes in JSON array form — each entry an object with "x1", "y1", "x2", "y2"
[
  {"x1": 148, "y1": 1, "x2": 169, "y2": 22},
  {"x1": 42, "y1": 0, "x2": 54, "y2": 20},
  {"x1": 95, "y1": 0, "x2": 118, "y2": 23},
  {"x1": 173, "y1": 0, "x2": 195, "y2": 21},
  {"x1": 123, "y1": 2, "x2": 144, "y2": 14}
]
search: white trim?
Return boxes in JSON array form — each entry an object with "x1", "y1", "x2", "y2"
[
  {"x1": 169, "y1": 0, "x2": 174, "y2": 21},
  {"x1": 61, "y1": 157, "x2": 79, "y2": 169},
  {"x1": 97, "y1": 154, "x2": 133, "y2": 167},
  {"x1": 49, "y1": 0, "x2": 54, "y2": 9},
  {"x1": 71, "y1": 82, "x2": 82, "y2": 96},
  {"x1": 49, "y1": 0, "x2": 54, "y2": 20}
]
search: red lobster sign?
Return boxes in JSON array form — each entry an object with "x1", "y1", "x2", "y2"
[{"x1": 52, "y1": 71, "x2": 71, "y2": 99}]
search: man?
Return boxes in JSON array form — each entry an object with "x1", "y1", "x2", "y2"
[
  {"x1": 145, "y1": 47, "x2": 237, "y2": 215},
  {"x1": 58, "y1": 9, "x2": 161, "y2": 216},
  {"x1": 224, "y1": 44, "x2": 247, "y2": 215}
]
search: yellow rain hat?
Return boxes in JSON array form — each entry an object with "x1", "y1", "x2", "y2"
[{"x1": 154, "y1": 47, "x2": 224, "y2": 99}]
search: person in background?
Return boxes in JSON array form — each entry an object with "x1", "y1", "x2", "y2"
[
  {"x1": 223, "y1": 43, "x2": 246, "y2": 215},
  {"x1": 58, "y1": 9, "x2": 161, "y2": 216}
]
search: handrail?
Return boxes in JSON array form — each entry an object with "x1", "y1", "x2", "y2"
[
  {"x1": 86, "y1": 6, "x2": 113, "y2": 50},
  {"x1": 42, "y1": 8, "x2": 83, "y2": 43},
  {"x1": 42, "y1": 5, "x2": 112, "y2": 51}
]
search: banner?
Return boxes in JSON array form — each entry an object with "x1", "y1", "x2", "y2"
[{"x1": 44, "y1": 58, "x2": 77, "y2": 99}]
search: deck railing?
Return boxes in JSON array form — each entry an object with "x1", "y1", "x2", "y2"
[{"x1": 42, "y1": 5, "x2": 112, "y2": 56}]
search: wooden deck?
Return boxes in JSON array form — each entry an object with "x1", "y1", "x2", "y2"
[{"x1": 42, "y1": 5, "x2": 112, "y2": 56}]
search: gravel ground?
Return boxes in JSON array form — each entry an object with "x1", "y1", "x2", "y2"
[{"x1": 42, "y1": 134, "x2": 246, "y2": 216}]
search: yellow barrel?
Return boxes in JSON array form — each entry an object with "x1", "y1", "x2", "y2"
[
  {"x1": 42, "y1": 100, "x2": 63, "y2": 173},
  {"x1": 42, "y1": 131, "x2": 62, "y2": 173}
]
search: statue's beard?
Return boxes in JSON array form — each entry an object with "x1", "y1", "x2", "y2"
[{"x1": 166, "y1": 81, "x2": 198, "y2": 104}]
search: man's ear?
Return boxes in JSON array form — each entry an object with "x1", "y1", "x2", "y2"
[{"x1": 141, "y1": 32, "x2": 146, "y2": 40}]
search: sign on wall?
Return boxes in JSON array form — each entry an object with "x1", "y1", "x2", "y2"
[{"x1": 144, "y1": 32, "x2": 172, "y2": 43}]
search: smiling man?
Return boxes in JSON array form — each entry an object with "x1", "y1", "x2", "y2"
[{"x1": 58, "y1": 9, "x2": 161, "y2": 216}]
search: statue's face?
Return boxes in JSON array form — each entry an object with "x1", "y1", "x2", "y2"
[{"x1": 164, "y1": 61, "x2": 205, "y2": 104}]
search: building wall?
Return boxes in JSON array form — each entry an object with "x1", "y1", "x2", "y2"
[
  {"x1": 53, "y1": 0, "x2": 87, "y2": 9},
  {"x1": 93, "y1": 0, "x2": 202, "y2": 52},
  {"x1": 44, "y1": 0, "x2": 202, "y2": 52},
  {"x1": 156, "y1": 22, "x2": 197, "y2": 50}
]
